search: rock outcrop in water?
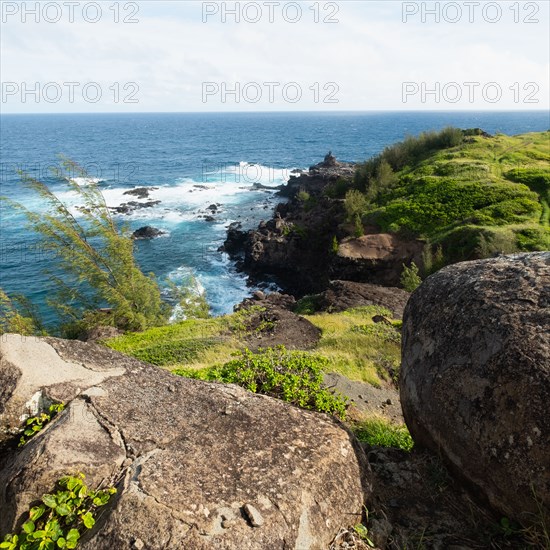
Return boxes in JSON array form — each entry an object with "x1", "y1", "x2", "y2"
[
  {"x1": 400, "y1": 252, "x2": 550, "y2": 525},
  {"x1": 132, "y1": 226, "x2": 166, "y2": 240},
  {"x1": 0, "y1": 335, "x2": 369, "y2": 549}
]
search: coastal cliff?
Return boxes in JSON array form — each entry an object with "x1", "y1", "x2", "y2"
[{"x1": 224, "y1": 131, "x2": 550, "y2": 297}]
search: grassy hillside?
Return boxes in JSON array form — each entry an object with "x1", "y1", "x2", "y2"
[
  {"x1": 352, "y1": 129, "x2": 550, "y2": 266},
  {"x1": 106, "y1": 304, "x2": 400, "y2": 388}
]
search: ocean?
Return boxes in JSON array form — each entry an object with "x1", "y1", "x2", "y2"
[{"x1": 1, "y1": 111, "x2": 548, "y2": 327}]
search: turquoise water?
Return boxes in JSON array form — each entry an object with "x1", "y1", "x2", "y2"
[{"x1": 1, "y1": 111, "x2": 548, "y2": 325}]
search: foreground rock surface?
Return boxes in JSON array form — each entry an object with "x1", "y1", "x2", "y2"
[
  {"x1": 400, "y1": 252, "x2": 550, "y2": 524},
  {"x1": 0, "y1": 335, "x2": 369, "y2": 549}
]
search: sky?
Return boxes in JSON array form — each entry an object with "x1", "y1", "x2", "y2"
[{"x1": 0, "y1": 0, "x2": 549, "y2": 113}]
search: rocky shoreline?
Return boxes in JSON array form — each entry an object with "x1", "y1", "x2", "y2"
[{"x1": 222, "y1": 153, "x2": 424, "y2": 297}]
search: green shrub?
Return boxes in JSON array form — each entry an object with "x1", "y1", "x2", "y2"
[
  {"x1": 1, "y1": 160, "x2": 167, "y2": 335},
  {"x1": 515, "y1": 226, "x2": 550, "y2": 250},
  {"x1": 297, "y1": 190, "x2": 311, "y2": 203},
  {"x1": 330, "y1": 236, "x2": 339, "y2": 255},
  {"x1": 366, "y1": 160, "x2": 398, "y2": 202},
  {"x1": 400, "y1": 262, "x2": 422, "y2": 292},
  {"x1": 475, "y1": 230, "x2": 519, "y2": 257},
  {"x1": 1, "y1": 473, "x2": 116, "y2": 550},
  {"x1": 505, "y1": 167, "x2": 550, "y2": 198},
  {"x1": 175, "y1": 346, "x2": 348, "y2": 418},
  {"x1": 344, "y1": 189, "x2": 369, "y2": 222},
  {"x1": 421, "y1": 244, "x2": 445, "y2": 276},
  {"x1": 324, "y1": 177, "x2": 351, "y2": 199},
  {"x1": 352, "y1": 417, "x2": 414, "y2": 451}
]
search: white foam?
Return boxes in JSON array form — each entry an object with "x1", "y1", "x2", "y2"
[{"x1": 68, "y1": 177, "x2": 105, "y2": 186}]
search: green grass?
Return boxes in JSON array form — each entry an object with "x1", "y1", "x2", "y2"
[
  {"x1": 356, "y1": 130, "x2": 550, "y2": 264},
  {"x1": 351, "y1": 415, "x2": 414, "y2": 451},
  {"x1": 106, "y1": 304, "x2": 401, "y2": 388},
  {"x1": 105, "y1": 315, "x2": 239, "y2": 370},
  {"x1": 304, "y1": 306, "x2": 401, "y2": 386}
]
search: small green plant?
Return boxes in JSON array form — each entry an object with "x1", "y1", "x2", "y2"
[
  {"x1": 498, "y1": 517, "x2": 522, "y2": 538},
  {"x1": 18, "y1": 404, "x2": 65, "y2": 447},
  {"x1": 344, "y1": 189, "x2": 368, "y2": 222},
  {"x1": 0, "y1": 473, "x2": 116, "y2": 550},
  {"x1": 297, "y1": 190, "x2": 311, "y2": 203},
  {"x1": 176, "y1": 346, "x2": 348, "y2": 418},
  {"x1": 353, "y1": 214, "x2": 364, "y2": 237},
  {"x1": 352, "y1": 416, "x2": 414, "y2": 451},
  {"x1": 331, "y1": 236, "x2": 339, "y2": 255},
  {"x1": 352, "y1": 523, "x2": 375, "y2": 547},
  {"x1": 400, "y1": 262, "x2": 422, "y2": 292}
]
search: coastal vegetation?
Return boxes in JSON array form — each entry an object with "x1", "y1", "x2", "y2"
[
  {"x1": 0, "y1": 160, "x2": 166, "y2": 337},
  {"x1": 350, "y1": 129, "x2": 549, "y2": 269},
  {"x1": 106, "y1": 304, "x2": 401, "y2": 389}
]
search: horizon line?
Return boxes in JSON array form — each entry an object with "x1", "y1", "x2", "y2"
[{"x1": 2, "y1": 109, "x2": 549, "y2": 116}]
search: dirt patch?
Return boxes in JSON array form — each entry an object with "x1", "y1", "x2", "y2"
[
  {"x1": 338, "y1": 234, "x2": 423, "y2": 261},
  {"x1": 240, "y1": 305, "x2": 321, "y2": 351}
]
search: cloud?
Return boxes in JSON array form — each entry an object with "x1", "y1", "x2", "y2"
[{"x1": 1, "y1": 0, "x2": 548, "y2": 112}]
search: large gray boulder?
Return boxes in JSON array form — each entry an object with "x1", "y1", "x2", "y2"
[
  {"x1": 0, "y1": 334, "x2": 370, "y2": 549},
  {"x1": 400, "y1": 252, "x2": 550, "y2": 525}
]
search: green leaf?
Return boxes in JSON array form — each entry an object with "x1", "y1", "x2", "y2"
[
  {"x1": 42, "y1": 495, "x2": 57, "y2": 508},
  {"x1": 65, "y1": 530, "x2": 79, "y2": 544},
  {"x1": 23, "y1": 521, "x2": 35, "y2": 534},
  {"x1": 56, "y1": 538, "x2": 66, "y2": 549},
  {"x1": 65, "y1": 529, "x2": 79, "y2": 550},
  {"x1": 30, "y1": 505, "x2": 46, "y2": 522},
  {"x1": 81, "y1": 512, "x2": 95, "y2": 529},
  {"x1": 55, "y1": 504, "x2": 71, "y2": 517}
]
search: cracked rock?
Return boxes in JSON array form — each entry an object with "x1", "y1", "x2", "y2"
[{"x1": 0, "y1": 336, "x2": 370, "y2": 549}]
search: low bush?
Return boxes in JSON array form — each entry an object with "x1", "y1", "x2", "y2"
[
  {"x1": 400, "y1": 262, "x2": 422, "y2": 292},
  {"x1": 175, "y1": 346, "x2": 348, "y2": 418},
  {"x1": 294, "y1": 294, "x2": 324, "y2": 315},
  {"x1": 1, "y1": 473, "x2": 116, "y2": 550}
]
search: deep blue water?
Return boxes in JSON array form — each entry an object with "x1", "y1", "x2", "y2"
[{"x1": 1, "y1": 111, "x2": 549, "y2": 326}]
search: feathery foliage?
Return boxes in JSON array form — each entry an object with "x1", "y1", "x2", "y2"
[
  {"x1": 0, "y1": 289, "x2": 43, "y2": 336},
  {"x1": 1, "y1": 160, "x2": 167, "y2": 336}
]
